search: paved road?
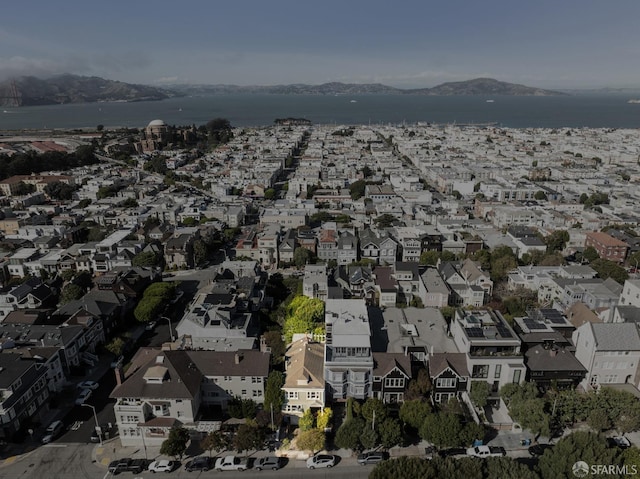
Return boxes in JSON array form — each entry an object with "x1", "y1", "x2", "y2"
[{"x1": 1, "y1": 444, "x2": 372, "y2": 479}]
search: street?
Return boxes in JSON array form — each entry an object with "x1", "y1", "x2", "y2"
[{"x1": 0, "y1": 443, "x2": 373, "y2": 479}]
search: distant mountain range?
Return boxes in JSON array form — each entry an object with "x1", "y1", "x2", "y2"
[
  {"x1": 173, "y1": 78, "x2": 566, "y2": 96},
  {"x1": 0, "y1": 74, "x2": 172, "y2": 107},
  {"x1": 0, "y1": 74, "x2": 568, "y2": 107}
]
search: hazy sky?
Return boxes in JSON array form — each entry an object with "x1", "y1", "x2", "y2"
[{"x1": 1, "y1": 0, "x2": 639, "y2": 89}]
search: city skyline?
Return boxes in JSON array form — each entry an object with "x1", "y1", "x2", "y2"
[{"x1": 1, "y1": 0, "x2": 639, "y2": 90}]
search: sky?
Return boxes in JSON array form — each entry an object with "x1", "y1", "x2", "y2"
[{"x1": 1, "y1": 1, "x2": 639, "y2": 90}]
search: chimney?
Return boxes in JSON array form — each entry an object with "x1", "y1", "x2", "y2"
[
  {"x1": 115, "y1": 366, "x2": 125, "y2": 386},
  {"x1": 235, "y1": 352, "x2": 243, "y2": 364}
]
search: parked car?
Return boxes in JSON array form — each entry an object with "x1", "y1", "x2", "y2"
[
  {"x1": 76, "y1": 380, "x2": 99, "y2": 390},
  {"x1": 254, "y1": 456, "x2": 284, "y2": 471},
  {"x1": 214, "y1": 455, "x2": 248, "y2": 471},
  {"x1": 306, "y1": 454, "x2": 337, "y2": 469},
  {"x1": 42, "y1": 420, "x2": 64, "y2": 444},
  {"x1": 75, "y1": 388, "x2": 92, "y2": 405},
  {"x1": 148, "y1": 460, "x2": 177, "y2": 473},
  {"x1": 145, "y1": 320, "x2": 157, "y2": 331},
  {"x1": 357, "y1": 451, "x2": 388, "y2": 465},
  {"x1": 185, "y1": 456, "x2": 212, "y2": 472},
  {"x1": 608, "y1": 436, "x2": 631, "y2": 448},
  {"x1": 108, "y1": 458, "x2": 149, "y2": 475},
  {"x1": 528, "y1": 443, "x2": 554, "y2": 456},
  {"x1": 466, "y1": 445, "x2": 506, "y2": 458}
]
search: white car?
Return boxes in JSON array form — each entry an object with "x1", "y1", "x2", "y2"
[
  {"x1": 306, "y1": 454, "x2": 337, "y2": 469},
  {"x1": 214, "y1": 455, "x2": 248, "y2": 471},
  {"x1": 76, "y1": 381, "x2": 99, "y2": 390},
  {"x1": 75, "y1": 388, "x2": 92, "y2": 405},
  {"x1": 145, "y1": 320, "x2": 157, "y2": 331},
  {"x1": 42, "y1": 420, "x2": 64, "y2": 444},
  {"x1": 148, "y1": 459, "x2": 177, "y2": 473}
]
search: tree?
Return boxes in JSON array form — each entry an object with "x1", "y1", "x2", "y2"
[
  {"x1": 299, "y1": 408, "x2": 315, "y2": 432},
  {"x1": 538, "y1": 431, "x2": 619, "y2": 479},
  {"x1": 374, "y1": 214, "x2": 397, "y2": 228},
  {"x1": 316, "y1": 407, "x2": 333, "y2": 431},
  {"x1": 360, "y1": 424, "x2": 379, "y2": 449},
  {"x1": 13, "y1": 181, "x2": 36, "y2": 196},
  {"x1": 490, "y1": 250, "x2": 517, "y2": 282},
  {"x1": 227, "y1": 398, "x2": 257, "y2": 419},
  {"x1": 60, "y1": 283, "x2": 84, "y2": 304},
  {"x1": 587, "y1": 408, "x2": 612, "y2": 432},
  {"x1": 282, "y1": 296, "x2": 324, "y2": 342},
  {"x1": 132, "y1": 251, "x2": 162, "y2": 267},
  {"x1": 133, "y1": 295, "x2": 164, "y2": 323},
  {"x1": 361, "y1": 397, "x2": 387, "y2": 423},
  {"x1": 583, "y1": 246, "x2": 600, "y2": 263},
  {"x1": 419, "y1": 251, "x2": 440, "y2": 266},
  {"x1": 590, "y1": 258, "x2": 629, "y2": 284},
  {"x1": 201, "y1": 430, "x2": 229, "y2": 456},
  {"x1": 378, "y1": 417, "x2": 403, "y2": 448},
  {"x1": 233, "y1": 423, "x2": 263, "y2": 455},
  {"x1": 264, "y1": 371, "x2": 285, "y2": 414},
  {"x1": 419, "y1": 413, "x2": 464, "y2": 448},
  {"x1": 193, "y1": 239, "x2": 208, "y2": 265},
  {"x1": 263, "y1": 331, "x2": 285, "y2": 365},
  {"x1": 400, "y1": 400, "x2": 432, "y2": 429},
  {"x1": 349, "y1": 180, "x2": 366, "y2": 200},
  {"x1": 105, "y1": 337, "x2": 125, "y2": 356},
  {"x1": 334, "y1": 418, "x2": 365, "y2": 451},
  {"x1": 59, "y1": 269, "x2": 75, "y2": 282},
  {"x1": 293, "y1": 247, "x2": 312, "y2": 268},
  {"x1": 296, "y1": 428, "x2": 325, "y2": 454},
  {"x1": 469, "y1": 381, "x2": 490, "y2": 409},
  {"x1": 160, "y1": 426, "x2": 190, "y2": 460},
  {"x1": 44, "y1": 181, "x2": 76, "y2": 200},
  {"x1": 534, "y1": 190, "x2": 548, "y2": 201},
  {"x1": 545, "y1": 230, "x2": 569, "y2": 253},
  {"x1": 370, "y1": 457, "x2": 434, "y2": 479},
  {"x1": 264, "y1": 188, "x2": 276, "y2": 200}
]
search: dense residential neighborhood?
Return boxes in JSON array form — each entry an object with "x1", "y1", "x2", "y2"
[{"x1": 0, "y1": 120, "x2": 640, "y2": 478}]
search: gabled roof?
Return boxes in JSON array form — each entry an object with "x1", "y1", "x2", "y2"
[
  {"x1": 429, "y1": 353, "x2": 469, "y2": 378},
  {"x1": 110, "y1": 348, "x2": 203, "y2": 400},
  {"x1": 283, "y1": 338, "x2": 324, "y2": 389},
  {"x1": 591, "y1": 323, "x2": 640, "y2": 351},
  {"x1": 372, "y1": 352, "x2": 411, "y2": 378}
]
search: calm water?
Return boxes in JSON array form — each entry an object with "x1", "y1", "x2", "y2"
[{"x1": 1, "y1": 94, "x2": 639, "y2": 130}]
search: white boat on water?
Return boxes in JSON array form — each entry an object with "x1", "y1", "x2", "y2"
[
  {"x1": 628, "y1": 99, "x2": 640, "y2": 104},
  {"x1": 486, "y1": 99, "x2": 495, "y2": 103}
]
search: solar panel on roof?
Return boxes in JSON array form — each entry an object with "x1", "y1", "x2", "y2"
[
  {"x1": 465, "y1": 327, "x2": 484, "y2": 337},
  {"x1": 496, "y1": 325, "x2": 513, "y2": 338},
  {"x1": 523, "y1": 319, "x2": 546, "y2": 331}
]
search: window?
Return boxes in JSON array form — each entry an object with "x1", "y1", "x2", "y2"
[
  {"x1": 241, "y1": 377, "x2": 246, "y2": 382},
  {"x1": 252, "y1": 390, "x2": 263, "y2": 397},
  {"x1": 241, "y1": 390, "x2": 247, "y2": 396},
  {"x1": 436, "y1": 377, "x2": 456, "y2": 388},
  {"x1": 472, "y1": 365, "x2": 489, "y2": 379},
  {"x1": 512, "y1": 369, "x2": 522, "y2": 384},
  {"x1": 287, "y1": 391, "x2": 298, "y2": 399},
  {"x1": 307, "y1": 391, "x2": 320, "y2": 400},
  {"x1": 384, "y1": 378, "x2": 405, "y2": 388},
  {"x1": 494, "y1": 364, "x2": 502, "y2": 379}
]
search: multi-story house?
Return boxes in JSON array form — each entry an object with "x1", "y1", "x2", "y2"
[
  {"x1": 317, "y1": 229, "x2": 338, "y2": 263},
  {"x1": 359, "y1": 228, "x2": 398, "y2": 266},
  {"x1": 303, "y1": 264, "x2": 329, "y2": 301},
  {"x1": 450, "y1": 309, "x2": 525, "y2": 397},
  {"x1": 324, "y1": 299, "x2": 373, "y2": 401},
  {"x1": 429, "y1": 353, "x2": 470, "y2": 404},
  {"x1": 620, "y1": 279, "x2": 640, "y2": 308},
  {"x1": 164, "y1": 229, "x2": 198, "y2": 269},
  {"x1": 0, "y1": 278, "x2": 55, "y2": 320},
  {"x1": 337, "y1": 231, "x2": 358, "y2": 265},
  {"x1": 111, "y1": 348, "x2": 269, "y2": 447},
  {"x1": 0, "y1": 354, "x2": 50, "y2": 441},
  {"x1": 191, "y1": 349, "x2": 270, "y2": 411},
  {"x1": 371, "y1": 352, "x2": 411, "y2": 404},
  {"x1": 584, "y1": 231, "x2": 629, "y2": 264},
  {"x1": 282, "y1": 337, "x2": 325, "y2": 424},
  {"x1": 419, "y1": 268, "x2": 450, "y2": 308},
  {"x1": 439, "y1": 262, "x2": 486, "y2": 307},
  {"x1": 572, "y1": 322, "x2": 640, "y2": 391},
  {"x1": 278, "y1": 229, "x2": 298, "y2": 266}
]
